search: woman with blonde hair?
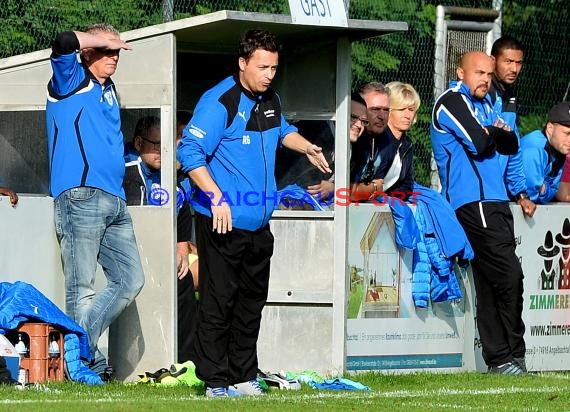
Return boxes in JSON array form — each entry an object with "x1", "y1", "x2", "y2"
[{"x1": 377, "y1": 81, "x2": 420, "y2": 197}]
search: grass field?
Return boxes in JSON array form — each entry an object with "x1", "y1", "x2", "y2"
[{"x1": 1, "y1": 371, "x2": 570, "y2": 411}]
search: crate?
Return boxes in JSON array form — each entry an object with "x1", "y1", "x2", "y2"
[{"x1": 14, "y1": 323, "x2": 65, "y2": 383}]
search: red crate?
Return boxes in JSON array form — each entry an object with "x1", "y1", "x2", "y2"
[{"x1": 16, "y1": 323, "x2": 64, "y2": 383}]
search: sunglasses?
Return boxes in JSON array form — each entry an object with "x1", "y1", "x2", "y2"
[
  {"x1": 350, "y1": 114, "x2": 370, "y2": 126},
  {"x1": 140, "y1": 135, "x2": 161, "y2": 151},
  {"x1": 94, "y1": 48, "x2": 120, "y2": 57}
]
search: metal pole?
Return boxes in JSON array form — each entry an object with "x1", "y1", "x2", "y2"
[
  {"x1": 434, "y1": 5, "x2": 446, "y2": 100},
  {"x1": 163, "y1": 0, "x2": 174, "y2": 23},
  {"x1": 492, "y1": 0, "x2": 503, "y2": 42}
]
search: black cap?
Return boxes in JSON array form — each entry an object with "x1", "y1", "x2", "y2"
[{"x1": 547, "y1": 102, "x2": 570, "y2": 127}]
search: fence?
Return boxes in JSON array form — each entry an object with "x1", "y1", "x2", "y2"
[{"x1": 1, "y1": 0, "x2": 568, "y2": 186}]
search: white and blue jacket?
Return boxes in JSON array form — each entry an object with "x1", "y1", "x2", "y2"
[
  {"x1": 177, "y1": 75, "x2": 297, "y2": 231},
  {"x1": 46, "y1": 32, "x2": 125, "y2": 200},
  {"x1": 521, "y1": 129, "x2": 566, "y2": 203},
  {"x1": 430, "y1": 80, "x2": 519, "y2": 210}
]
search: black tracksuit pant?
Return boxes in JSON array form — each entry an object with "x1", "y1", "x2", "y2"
[
  {"x1": 455, "y1": 201, "x2": 525, "y2": 367},
  {"x1": 193, "y1": 213, "x2": 274, "y2": 388},
  {"x1": 177, "y1": 271, "x2": 197, "y2": 363}
]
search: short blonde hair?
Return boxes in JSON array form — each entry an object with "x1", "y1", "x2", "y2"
[{"x1": 386, "y1": 81, "x2": 421, "y2": 111}]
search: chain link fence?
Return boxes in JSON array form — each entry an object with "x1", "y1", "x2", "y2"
[{"x1": 1, "y1": 0, "x2": 568, "y2": 186}]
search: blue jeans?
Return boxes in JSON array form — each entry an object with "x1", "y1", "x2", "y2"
[{"x1": 54, "y1": 187, "x2": 145, "y2": 373}]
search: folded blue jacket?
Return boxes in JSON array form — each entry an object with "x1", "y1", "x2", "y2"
[
  {"x1": 0, "y1": 281, "x2": 103, "y2": 385},
  {"x1": 388, "y1": 184, "x2": 473, "y2": 308}
]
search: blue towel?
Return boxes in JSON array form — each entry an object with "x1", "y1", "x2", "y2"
[{"x1": 309, "y1": 377, "x2": 370, "y2": 391}]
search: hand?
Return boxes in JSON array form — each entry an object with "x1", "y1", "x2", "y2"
[
  {"x1": 307, "y1": 180, "x2": 334, "y2": 201},
  {"x1": 188, "y1": 241, "x2": 198, "y2": 254},
  {"x1": 106, "y1": 38, "x2": 132, "y2": 51},
  {"x1": 176, "y1": 242, "x2": 190, "y2": 279},
  {"x1": 493, "y1": 117, "x2": 511, "y2": 132},
  {"x1": 305, "y1": 144, "x2": 332, "y2": 174},
  {"x1": 517, "y1": 197, "x2": 536, "y2": 218},
  {"x1": 0, "y1": 187, "x2": 18, "y2": 207},
  {"x1": 371, "y1": 178, "x2": 384, "y2": 194},
  {"x1": 211, "y1": 202, "x2": 232, "y2": 234}
]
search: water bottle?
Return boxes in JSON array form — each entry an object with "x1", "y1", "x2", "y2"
[
  {"x1": 17, "y1": 368, "x2": 27, "y2": 385},
  {"x1": 14, "y1": 334, "x2": 27, "y2": 358},
  {"x1": 14, "y1": 334, "x2": 28, "y2": 385},
  {"x1": 48, "y1": 336, "x2": 60, "y2": 358}
]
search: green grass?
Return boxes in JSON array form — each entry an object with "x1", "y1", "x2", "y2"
[
  {"x1": 1, "y1": 372, "x2": 570, "y2": 411},
  {"x1": 348, "y1": 282, "x2": 363, "y2": 319}
]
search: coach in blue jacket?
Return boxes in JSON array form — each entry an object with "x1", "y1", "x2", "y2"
[
  {"x1": 521, "y1": 102, "x2": 570, "y2": 203},
  {"x1": 46, "y1": 25, "x2": 145, "y2": 381},
  {"x1": 431, "y1": 51, "x2": 527, "y2": 375},
  {"x1": 177, "y1": 29, "x2": 330, "y2": 397}
]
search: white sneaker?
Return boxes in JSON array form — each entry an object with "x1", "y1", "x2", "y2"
[
  {"x1": 205, "y1": 386, "x2": 242, "y2": 397},
  {"x1": 231, "y1": 379, "x2": 265, "y2": 396}
]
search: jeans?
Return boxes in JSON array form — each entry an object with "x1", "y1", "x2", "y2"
[{"x1": 54, "y1": 187, "x2": 145, "y2": 373}]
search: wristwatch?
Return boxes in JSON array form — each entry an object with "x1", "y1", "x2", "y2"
[{"x1": 515, "y1": 192, "x2": 529, "y2": 201}]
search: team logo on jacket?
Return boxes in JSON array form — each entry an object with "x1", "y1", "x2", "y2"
[
  {"x1": 242, "y1": 135, "x2": 251, "y2": 145},
  {"x1": 238, "y1": 111, "x2": 247, "y2": 122},
  {"x1": 103, "y1": 88, "x2": 115, "y2": 106},
  {"x1": 189, "y1": 124, "x2": 205, "y2": 139},
  {"x1": 264, "y1": 109, "x2": 275, "y2": 118}
]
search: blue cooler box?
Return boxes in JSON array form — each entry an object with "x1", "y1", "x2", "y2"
[{"x1": 0, "y1": 334, "x2": 20, "y2": 381}]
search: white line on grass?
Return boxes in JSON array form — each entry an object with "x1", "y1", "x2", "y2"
[{"x1": 0, "y1": 385, "x2": 564, "y2": 405}]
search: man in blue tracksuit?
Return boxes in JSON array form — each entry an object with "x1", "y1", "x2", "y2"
[
  {"x1": 521, "y1": 102, "x2": 570, "y2": 203},
  {"x1": 177, "y1": 29, "x2": 330, "y2": 397},
  {"x1": 431, "y1": 51, "x2": 526, "y2": 375},
  {"x1": 46, "y1": 25, "x2": 145, "y2": 380},
  {"x1": 489, "y1": 36, "x2": 536, "y2": 217}
]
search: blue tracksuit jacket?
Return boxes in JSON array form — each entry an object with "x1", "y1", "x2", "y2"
[
  {"x1": 430, "y1": 80, "x2": 518, "y2": 210},
  {"x1": 521, "y1": 129, "x2": 566, "y2": 203},
  {"x1": 46, "y1": 32, "x2": 125, "y2": 200},
  {"x1": 489, "y1": 77, "x2": 528, "y2": 198},
  {"x1": 177, "y1": 75, "x2": 297, "y2": 231}
]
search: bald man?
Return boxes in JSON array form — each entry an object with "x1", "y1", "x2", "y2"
[{"x1": 431, "y1": 51, "x2": 527, "y2": 375}]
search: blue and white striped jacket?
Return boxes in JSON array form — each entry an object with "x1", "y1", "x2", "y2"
[{"x1": 430, "y1": 80, "x2": 518, "y2": 210}]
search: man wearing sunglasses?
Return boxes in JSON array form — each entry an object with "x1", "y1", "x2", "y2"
[{"x1": 46, "y1": 24, "x2": 144, "y2": 382}]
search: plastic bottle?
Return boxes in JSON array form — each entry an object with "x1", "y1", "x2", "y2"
[
  {"x1": 14, "y1": 334, "x2": 28, "y2": 385},
  {"x1": 17, "y1": 368, "x2": 27, "y2": 385},
  {"x1": 14, "y1": 334, "x2": 27, "y2": 358},
  {"x1": 48, "y1": 336, "x2": 60, "y2": 358}
]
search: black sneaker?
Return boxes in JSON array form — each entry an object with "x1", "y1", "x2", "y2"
[
  {"x1": 488, "y1": 361, "x2": 525, "y2": 375},
  {"x1": 98, "y1": 366, "x2": 116, "y2": 382},
  {"x1": 513, "y1": 357, "x2": 527, "y2": 373}
]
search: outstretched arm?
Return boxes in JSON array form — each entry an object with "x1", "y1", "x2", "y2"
[{"x1": 282, "y1": 131, "x2": 332, "y2": 174}]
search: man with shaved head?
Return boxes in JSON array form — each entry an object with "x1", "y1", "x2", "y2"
[{"x1": 431, "y1": 51, "x2": 527, "y2": 375}]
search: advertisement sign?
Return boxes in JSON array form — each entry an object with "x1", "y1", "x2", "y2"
[
  {"x1": 288, "y1": 0, "x2": 348, "y2": 27},
  {"x1": 501, "y1": 205, "x2": 570, "y2": 371},
  {"x1": 346, "y1": 205, "x2": 466, "y2": 371}
]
